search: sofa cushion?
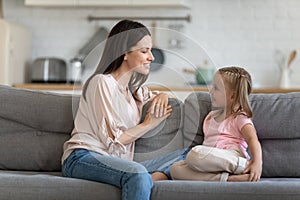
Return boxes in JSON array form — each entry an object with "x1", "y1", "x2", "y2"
[
  {"x1": 250, "y1": 93, "x2": 300, "y2": 177},
  {"x1": 183, "y1": 92, "x2": 300, "y2": 178},
  {"x1": 0, "y1": 85, "x2": 79, "y2": 171},
  {"x1": 249, "y1": 93, "x2": 300, "y2": 140},
  {"x1": 1, "y1": 170, "x2": 300, "y2": 200},
  {"x1": 0, "y1": 170, "x2": 121, "y2": 200},
  {"x1": 134, "y1": 98, "x2": 184, "y2": 162},
  {"x1": 151, "y1": 179, "x2": 300, "y2": 200}
]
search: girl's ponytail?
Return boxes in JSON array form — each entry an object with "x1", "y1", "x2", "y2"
[
  {"x1": 235, "y1": 74, "x2": 252, "y2": 118},
  {"x1": 219, "y1": 66, "x2": 253, "y2": 118}
]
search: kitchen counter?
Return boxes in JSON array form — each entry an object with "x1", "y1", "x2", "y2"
[
  {"x1": 13, "y1": 83, "x2": 82, "y2": 90},
  {"x1": 13, "y1": 84, "x2": 300, "y2": 93},
  {"x1": 148, "y1": 86, "x2": 300, "y2": 93}
]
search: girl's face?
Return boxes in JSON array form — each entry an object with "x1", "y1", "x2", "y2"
[
  {"x1": 124, "y1": 35, "x2": 154, "y2": 75},
  {"x1": 209, "y1": 73, "x2": 234, "y2": 109}
]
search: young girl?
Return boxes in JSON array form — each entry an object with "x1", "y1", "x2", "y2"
[{"x1": 171, "y1": 66, "x2": 262, "y2": 182}]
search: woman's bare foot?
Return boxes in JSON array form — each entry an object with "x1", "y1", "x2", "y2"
[
  {"x1": 227, "y1": 174, "x2": 250, "y2": 182},
  {"x1": 151, "y1": 172, "x2": 169, "y2": 181}
]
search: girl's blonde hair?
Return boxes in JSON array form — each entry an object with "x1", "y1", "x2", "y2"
[{"x1": 218, "y1": 66, "x2": 253, "y2": 118}]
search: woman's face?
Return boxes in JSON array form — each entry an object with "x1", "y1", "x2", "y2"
[
  {"x1": 124, "y1": 35, "x2": 154, "y2": 75},
  {"x1": 209, "y1": 73, "x2": 234, "y2": 109}
]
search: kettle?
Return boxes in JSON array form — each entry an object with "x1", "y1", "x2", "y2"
[{"x1": 68, "y1": 58, "x2": 83, "y2": 84}]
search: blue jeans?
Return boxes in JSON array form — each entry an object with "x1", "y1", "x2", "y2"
[{"x1": 62, "y1": 148, "x2": 189, "y2": 200}]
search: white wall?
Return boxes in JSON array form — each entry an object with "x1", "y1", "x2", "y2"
[{"x1": 3, "y1": 0, "x2": 300, "y2": 88}]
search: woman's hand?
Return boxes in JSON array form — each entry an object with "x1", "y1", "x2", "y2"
[
  {"x1": 149, "y1": 93, "x2": 169, "y2": 118},
  {"x1": 118, "y1": 94, "x2": 171, "y2": 145},
  {"x1": 143, "y1": 105, "x2": 172, "y2": 129}
]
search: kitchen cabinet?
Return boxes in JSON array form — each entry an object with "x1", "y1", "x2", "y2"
[
  {"x1": 25, "y1": 0, "x2": 77, "y2": 6},
  {"x1": 130, "y1": 0, "x2": 189, "y2": 7},
  {"x1": 77, "y1": 0, "x2": 129, "y2": 6},
  {"x1": 25, "y1": 0, "x2": 189, "y2": 8},
  {"x1": 0, "y1": 20, "x2": 31, "y2": 85},
  {"x1": 25, "y1": 0, "x2": 128, "y2": 6}
]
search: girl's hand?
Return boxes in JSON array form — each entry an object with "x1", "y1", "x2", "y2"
[
  {"x1": 242, "y1": 160, "x2": 262, "y2": 182},
  {"x1": 149, "y1": 93, "x2": 169, "y2": 118}
]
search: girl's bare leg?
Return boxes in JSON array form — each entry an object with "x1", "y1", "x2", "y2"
[
  {"x1": 227, "y1": 174, "x2": 250, "y2": 182},
  {"x1": 227, "y1": 160, "x2": 251, "y2": 182},
  {"x1": 151, "y1": 172, "x2": 169, "y2": 181}
]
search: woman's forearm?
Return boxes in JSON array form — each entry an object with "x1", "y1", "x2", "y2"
[
  {"x1": 118, "y1": 106, "x2": 172, "y2": 145},
  {"x1": 118, "y1": 121, "x2": 152, "y2": 145}
]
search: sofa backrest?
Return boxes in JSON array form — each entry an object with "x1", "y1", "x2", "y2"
[
  {"x1": 134, "y1": 98, "x2": 184, "y2": 162},
  {"x1": 183, "y1": 92, "x2": 300, "y2": 178},
  {"x1": 0, "y1": 85, "x2": 79, "y2": 171},
  {"x1": 0, "y1": 85, "x2": 184, "y2": 171}
]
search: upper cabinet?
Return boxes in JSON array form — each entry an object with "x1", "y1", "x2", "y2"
[
  {"x1": 130, "y1": 0, "x2": 189, "y2": 7},
  {"x1": 77, "y1": 0, "x2": 130, "y2": 6},
  {"x1": 25, "y1": 0, "x2": 77, "y2": 6},
  {"x1": 25, "y1": 0, "x2": 190, "y2": 8}
]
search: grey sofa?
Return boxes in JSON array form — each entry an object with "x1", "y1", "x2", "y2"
[{"x1": 0, "y1": 85, "x2": 300, "y2": 200}]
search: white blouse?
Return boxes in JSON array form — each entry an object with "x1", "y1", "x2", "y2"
[{"x1": 61, "y1": 74, "x2": 156, "y2": 163}]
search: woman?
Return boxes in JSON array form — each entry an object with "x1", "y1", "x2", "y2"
[{"x1": 61, "y1": 19, "x2": 188, "y2": 200}]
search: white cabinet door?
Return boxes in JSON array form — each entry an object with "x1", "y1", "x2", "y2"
[
  {"x1": 130, "y1": 0, "x2": 189, "y2": 7},
  {"x1": 25, "y1": 0, "x2": 77, "y2": 6},
  {"x1": 0, "y1": 20, "x2": 31, "y2": 86},
  {"x1": 25, "y1": 0, "x2": 188, "y2": 7},
  {"x1": 77, "y1": 0, "x2": 129, "y2": 6}
]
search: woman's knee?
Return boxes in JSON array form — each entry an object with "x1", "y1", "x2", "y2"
[
  {"x1": 121, "y1": 171, "x2": 152, "y2": 200},
  {"x1": 61, "y1": 162, "x2": 70, "y2": 177},
  {"x1": 123, "y1": 163, "x2": 152, "y2": 183},
  {"x1": 124, "y1": 170, "x2": 153, "y2": 188}
]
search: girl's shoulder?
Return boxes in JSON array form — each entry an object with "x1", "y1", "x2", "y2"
[
  {"x1": 234, "y1": 112, "x2": 251, "y2": 120},
  {"x1": 205, "y1": 110, "x2": 220, "y2": 121},
  {"x1": 232, "y1": 113, "x2": 253, "y2": 127}
]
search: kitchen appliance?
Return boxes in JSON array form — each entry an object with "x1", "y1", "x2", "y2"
[
  {"x1": 31, "y1": 57, "x2": 67, "y2": 83},
  {"x1": 183, "y1": 68, "x2": 215, "y2": 85},
  {"x1": 77, "y1": 26, "x2": 108, "y2": 60},
  {"x1": 195, "y1": 68, "x2": 215, "y2": 85},
  {"x1": 183, "y1": 60, "x2": 215, "y2": 85},
  {"x1": 150, "y1": 22, "x2": 165, "y2": 71},
  {"x1": 68, "y1": 26, "x2": 108, "y2": 83},
  {"x1": 0, "y1": 19, "x2": 31, "y2": 85},
  {"x1": 68, "y1": 58, "x2": 82, "y2": 83}
]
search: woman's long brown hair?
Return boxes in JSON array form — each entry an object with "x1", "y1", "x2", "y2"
[{"x1": 82, "y1": 19, "x2": 151, "y2": 99}]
